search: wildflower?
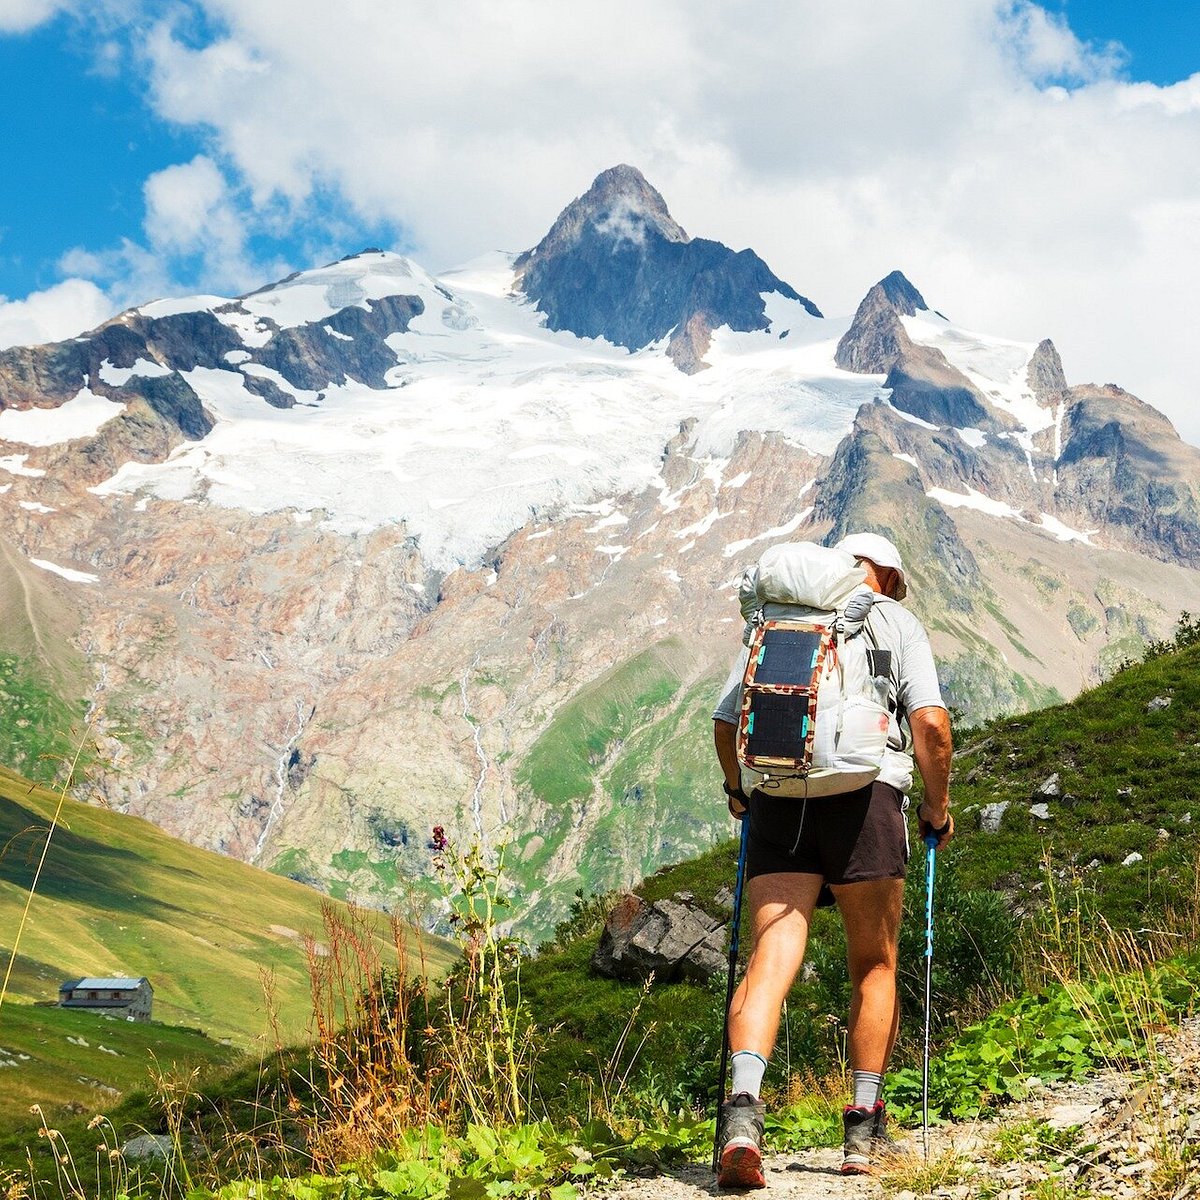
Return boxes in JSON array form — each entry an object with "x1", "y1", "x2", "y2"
[{"x1": 430, "y1": 826, "x2": 448, "y2": 851}]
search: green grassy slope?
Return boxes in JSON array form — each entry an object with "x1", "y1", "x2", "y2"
[
  {"x1": 0, "y1": 1002, "x2": 239, "y2": 1123},
  {"x1": 0, "y1": 538, "x2": 90, "y2": 783},
  {"x1": 947, "y1": 637, "x2": 1200, "y2": 928},
  {"x1": 0, "y1": 764, "x2": 457, "y2": 1050},
  {"x1": 512, "y1": 640, "x2": 727, "y2": 937}
]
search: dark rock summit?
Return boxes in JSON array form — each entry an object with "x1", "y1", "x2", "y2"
[
  {"x1": 516, "y1": 165, "x2": 821, "y2": 372},
  {"x1": 836, "y1": 271, "x2": 1001, "y2": 431},
  {"x1": 877, "y1": 269, "x2": 930, "y2": 316},
  {"x1": 834, "y1": 269, "x2": 927, "y2": 374}
]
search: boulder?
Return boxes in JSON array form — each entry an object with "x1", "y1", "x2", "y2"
[
  {"x1": 1147, "y1": 695, "x2": 1172, "y2": 712},
  {"x1": 120, "y1": 1134, "x2": 172, "y2": 1160},
  {"x1": 592, "y1": 892, "x2": 727, "y2": 983},
  {"x1": 979, "y1": 801, "x2": 1010, "y2": 833}
]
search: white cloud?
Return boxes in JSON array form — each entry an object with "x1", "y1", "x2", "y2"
[
  {"x1": 56, "y1": 154, "x2": 290, "y2": 308},
  {"x1": 142, "y1": 155, "x2": 255, "y2": 285},
  {"x1": 7, "y1": 1, "x2": 1200, "y2": 444},
  {"x1": 0, "y1": 0, "x2": 66, "y2": 32},
  {"x1": 0, "y1": 279, "x2": 114, "y2": 350}
]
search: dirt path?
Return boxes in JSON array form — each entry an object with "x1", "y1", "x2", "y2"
[
  {"x1": 597, "y1": 1016, "x2": 1200, "y2": 1200},
  {"x1": 599, "y1": 1147, "x2": 881, "y2": 1199}
]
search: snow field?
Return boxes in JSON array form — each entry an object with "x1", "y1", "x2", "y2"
[
  {"x1": 22, "y1": 249, "x2": 1072, "y2": 575},
  {"x1": 0, "y1": 388, "x2": 126, "y2": 446},
  {"x1": 927, "y1": 486, "x2": 1098, "y2": 544}
]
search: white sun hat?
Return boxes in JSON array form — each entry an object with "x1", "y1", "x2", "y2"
[{"x1": 834, "y1": 532, "x2": 908, "y2": 600}]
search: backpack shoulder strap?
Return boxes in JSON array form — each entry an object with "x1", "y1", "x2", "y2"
[{"x1": 864, "y1": 609, "x2": 909, "y2": 750}]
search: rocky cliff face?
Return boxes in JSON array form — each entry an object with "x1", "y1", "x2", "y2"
[{"x1": 2, "y1": 168, "x2": 1199, "y2": 937}]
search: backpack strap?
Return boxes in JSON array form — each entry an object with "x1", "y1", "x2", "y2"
[{"x1": 863, "y1": 610, "x2": 909, "y2": 751}]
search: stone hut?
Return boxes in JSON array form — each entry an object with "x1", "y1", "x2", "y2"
[{"x1": 58, "y1": 977, "x2": 153, "y2": 1021}]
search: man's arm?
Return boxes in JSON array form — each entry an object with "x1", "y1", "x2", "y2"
[
  {"x1": 713, "y1": 718, "x2": 747, "y2": 816},
  {"x1": 910, "y1": 704, "x2": 954, "y2": 849}
]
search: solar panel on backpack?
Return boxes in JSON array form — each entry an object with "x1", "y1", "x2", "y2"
[{"x1": 737, "y1": 619, "x2": 831, "y2": 773}]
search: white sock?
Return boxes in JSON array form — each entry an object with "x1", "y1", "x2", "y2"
[
  {"x1": 852, "y1": 1069, "x2": 884, "y2": 1108},
  {"x1": 730, "y1": 1050, "x2": 768, "y2": 1098}
]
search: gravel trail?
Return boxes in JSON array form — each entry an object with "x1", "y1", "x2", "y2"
[{"x1": 597, "y1": 1016, "x2": 1200, "y2": 1200}]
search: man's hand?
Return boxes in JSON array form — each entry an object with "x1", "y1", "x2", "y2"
[
  {"x1": 918, "y1": 802, "x2": 954, "y2": 851},
  {"x1": 723, "y1": 779, "x2": 749, "y2": 819}
]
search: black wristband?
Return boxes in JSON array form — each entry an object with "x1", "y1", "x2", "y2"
[
  {"x1": 723, "y1": 780, "x2": 747, "y2": 801},
  {"x1": 918, "y1": 803, "x2": 952, "y2": 837}
]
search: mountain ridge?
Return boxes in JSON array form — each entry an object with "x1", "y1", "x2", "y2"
[{"x1": 1, "y1": 164, "x2": 1199, "y2": 934}]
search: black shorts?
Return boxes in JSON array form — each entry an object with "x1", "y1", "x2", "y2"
[{"x1": 744, "y1": 781, "x2": 910, "y2": 886}]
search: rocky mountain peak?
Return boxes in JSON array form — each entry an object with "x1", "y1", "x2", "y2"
[
  {"x1": 876, "y1": 269, "x2": 930, "y2": 316},
  {"x1": 518, "y1": 165, "x2": 687, "y2": 266},
  {"x1": 514, "y1": 165, "x2": 819, "y2": 370},
  {"x1": 834, "y1": 272, "x2": 921, "y2": 374}
]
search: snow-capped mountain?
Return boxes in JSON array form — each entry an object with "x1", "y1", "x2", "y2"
[{"x1": 2, "y1": 165, "x2": 1198, "y2": 935}]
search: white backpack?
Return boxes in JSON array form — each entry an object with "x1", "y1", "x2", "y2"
[{"x1": 735, "y1": 542, "x2": 892, "y2": 798}]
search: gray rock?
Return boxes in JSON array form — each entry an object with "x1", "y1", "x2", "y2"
[
  {"x1": 1034, "y1": 772, "x2": 1061, "y2": 798},
  {"x1": 1056, "y1": 385, "x2": 1200, "y2": 569},
  {"x1": 120, "y1": 1134, "x2": 172, "y2": 1160},
  {"x1": 1147, "y1": 695, "x2": 1172, "y2": 712},
  {"x1": 1029, "y1": 803, "x2": 1051, "y2": 820},
  {"x1": 592, "y1": 892, "x2": 726, "y2": 983},
  {"x1": 1121, "y1": 852, "x2": 1144, "y2": 867},
  {"x1": 979, "y1": 801, "x2": 1010, "y2": 833}
]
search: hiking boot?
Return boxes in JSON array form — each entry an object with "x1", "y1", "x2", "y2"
[
  {"x1": 872, "y1": 1100, "x2": 897, "y2": 1149},
  {"x1": 841, "y1": 1101, "x2": 884, "y2": 1175},
  {"x1": 717, "y1": 1092, "x2": 766, "y2": 1189}
]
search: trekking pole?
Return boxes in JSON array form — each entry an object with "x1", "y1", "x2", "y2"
[
  {"x1": 712, "y1": 810, "x2": 752, "y2": 1173},
  {"x1": 921, "y1": 832, "x2": 938, "y2": 1161}
]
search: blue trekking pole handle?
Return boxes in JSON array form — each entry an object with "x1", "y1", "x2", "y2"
[
  {"x1": 922, "y1": 833, "x2": 937, "y2": 1160},
  {"x1": 712, "y1": 811, "x2": 752, "y2": 1173}
]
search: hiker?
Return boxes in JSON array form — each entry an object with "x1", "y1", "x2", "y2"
[{"x1": 711, "y1": 532, "x2": 953, "y2": 1186}]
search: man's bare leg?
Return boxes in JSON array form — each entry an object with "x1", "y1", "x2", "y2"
[
  {"x1": 830, "y1": 877, "x2": 905, "y2": 1073},
  {"x1": 727, "y1": 871, "x2": 826, "y2": 1058},
  {"x1": 719, "y1": 870, "x2": 825, "y2": 1188},
  {"x1": 830, "y1": 877, "x2": 905, "y2": 1174}
]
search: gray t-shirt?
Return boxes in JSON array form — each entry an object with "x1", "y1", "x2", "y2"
[{"x1": 712, "y1": 596, "x2": 945, "y2": 793}]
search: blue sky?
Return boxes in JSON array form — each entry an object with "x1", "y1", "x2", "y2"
[
  {"x1": 0, "y1": 1, "x2": 1198, "y2": 440},
  {"x1": 1049, "y1": 0, "x2": 1200, "y2": 85},
  {"x1": 0, "y1": 9, "x2": 395, "y2": 302}
]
